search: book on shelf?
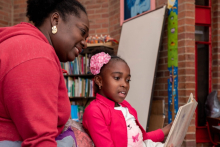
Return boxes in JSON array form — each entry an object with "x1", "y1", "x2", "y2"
[
  {"x1": 70, "y1": 103, "x2": 85, "y2": 123},
  {"x1": 164, "y1": 93, "x2": 198, "y2": 147},
  {"x1": 66, "y1": 77, "x2": 95, "y2": 97},
  {"x1": 71, "y1": 105, "x2": 79, "y2": 122},
  {"x1": 60, "y1": 54, "x2": 91, "y2": 75}
]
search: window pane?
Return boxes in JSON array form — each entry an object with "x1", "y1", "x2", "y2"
[
  {"x1": 195, "y1": 0, "x2": 209, "y2": 6},
  {"x1": 197, "y1": 44, "x2": 209, "y2": 126},
  {"x1": 195, "y1": 26, "x2": 209, "y2": 42}
]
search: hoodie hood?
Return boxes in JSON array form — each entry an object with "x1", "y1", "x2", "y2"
[
  {"x1": 0, "y1": 22, "x2": 49, "y2": 44},
  {"x1": 0, "y1": 22, "x2": 59, "y2": 81}
]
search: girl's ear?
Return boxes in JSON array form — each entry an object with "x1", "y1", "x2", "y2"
[{"x1": 94, "y1": 75, "x2": 102, "y2": 87}]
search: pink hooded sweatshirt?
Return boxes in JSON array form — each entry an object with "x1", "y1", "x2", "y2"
[{"x1": 0, "y1": 22, "x2": 70, "y2": 147}]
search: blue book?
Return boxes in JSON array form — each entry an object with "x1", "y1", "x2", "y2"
[{"x1": 71, "y1": 105, "x2": 79, "y2": 122}]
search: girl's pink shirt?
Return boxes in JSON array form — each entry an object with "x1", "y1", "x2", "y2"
[{"x1": 83, "y1": 94, "x2": 164, "y2": 147}]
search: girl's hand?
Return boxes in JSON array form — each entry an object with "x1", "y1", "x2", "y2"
[
  {"x1": 169, "y1": 144, "x2": 174, "y2": 147},
  {"x1": 161, "y1": 122, "x2": 173, "y2": 136}
]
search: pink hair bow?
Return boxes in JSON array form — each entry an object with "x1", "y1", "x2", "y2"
[{"x1": 90, "y1": 52, "x2": 111, "y2": 75}]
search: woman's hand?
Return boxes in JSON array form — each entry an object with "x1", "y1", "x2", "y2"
[{"x1": 161, "y1": 122, "x2": 173, "y2": 136}]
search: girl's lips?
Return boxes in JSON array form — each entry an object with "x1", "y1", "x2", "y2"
[{"x1": 118, "y1": 92, "x2": 126, "y2": 98}]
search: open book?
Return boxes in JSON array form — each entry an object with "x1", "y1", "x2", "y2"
[{"x1": 164, "y1": 93, "x2": 198, "y2": 147}]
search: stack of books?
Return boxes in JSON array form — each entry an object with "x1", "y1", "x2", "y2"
[{"x1": 61, "y1": 54, "x2": 91, "y2": 75}]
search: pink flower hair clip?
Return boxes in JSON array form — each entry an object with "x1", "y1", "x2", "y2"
[{"x1": 90, "y1": 52, "x2": 111, "y2": 75}]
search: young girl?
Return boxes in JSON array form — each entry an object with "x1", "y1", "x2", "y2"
[{"x1": 82, "y1": 52, "x2": 172, "y2": 147}]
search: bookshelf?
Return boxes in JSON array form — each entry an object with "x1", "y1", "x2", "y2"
[{"x1": 61, "y1": 45, "x2": 114, "y2": 122}]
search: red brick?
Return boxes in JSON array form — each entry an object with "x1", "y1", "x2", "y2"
[
  {"x1": 96, "y1": 28, "x2": 108, "y2": 34},
  {"x1": 101, "y1": 3, "x2": 108, "y2": 8},
  {"x1": 88, "y1": 14, "x2": 101, "y2": 20},
  {"x1": 87, "y1": 4, "x2": 102, "y2": 9},
  {"x1": 95, "y1": 8, "x2": 108, "y2": 13},
  {"x1": 95, "y1": 18, "x2": 108, "y2": 24}
]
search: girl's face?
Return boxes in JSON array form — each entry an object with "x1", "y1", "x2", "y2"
[
  {"x1": 51, "y1": 11, "x2": 89, "y2": 62},
  {"x1": 97, "y1": 60, "x2": 131, "y2": 104}
]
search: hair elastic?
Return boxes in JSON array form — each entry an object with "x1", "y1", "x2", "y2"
[{"x1": 90, "y1": 52, "x2": 111, "y2": 75}]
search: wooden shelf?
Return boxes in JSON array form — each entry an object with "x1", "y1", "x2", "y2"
[{"x1": 87, "y1": 42, "x2": 113, "y2": 48}]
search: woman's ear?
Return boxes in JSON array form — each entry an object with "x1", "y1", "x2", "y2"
[
  {"x1": 94, "y1": 75, "x2": 102, "y2": 87},
  {"x1": 50, "y1": 12, "x2": 60, "y2": 27}
]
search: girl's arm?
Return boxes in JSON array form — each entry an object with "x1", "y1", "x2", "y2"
[
  {"x1": 83, "y1": 106, "x2": 115, "y2": 147},
  {"x1": 143, "y1": 123, "x2": 173, "y2": 142},
  {"x1": 143, "y1": 129, "x2": 165, "y2": 142}
]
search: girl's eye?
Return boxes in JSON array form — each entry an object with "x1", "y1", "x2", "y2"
[
  {"x1": 114, "y1": 77, "x2": 120, "y2": 80},
  {"x1": 126, "y1": 79, "x2": 131, "y2": 83}
]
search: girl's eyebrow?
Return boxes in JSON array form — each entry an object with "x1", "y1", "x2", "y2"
[
  {"x1": 111, "y1": 72, "x2": 131, "y2": 77},
  {"x1": 111, "y1": 72, "x2": 122, "y2": 75}
]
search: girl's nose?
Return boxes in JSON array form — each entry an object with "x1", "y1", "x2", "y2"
[{"x1": 121, "y1": 81, "x2": 128, "y2": 87}]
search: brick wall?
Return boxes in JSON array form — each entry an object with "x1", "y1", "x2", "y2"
[
  {"x1": 79, "y1": 0, "x2": 109, "y2": 36},
  {"x1": 13, "y1": 0, "x2": 27, "y2": 25},
  {"x1": 0, "y1": 0, "x2": 28, "y2": 27},
  {"x1": 108, "y1": 0, "x2": 121, "y2": 54},
  {"x1": 154, "y1": 0, "x2": 197, "y2": 146},
  {"x1": 79, "y1": 0, "x2": 121, "y2": 54},
  {"x1": 212, "y1": 0, "x2": 220, "y2": 99},
  {"x1": 0, "y1": 0, "x2": 13, "y2": 27}
]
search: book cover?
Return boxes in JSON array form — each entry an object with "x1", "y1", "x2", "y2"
[
  {"x1": 71, "y1": 105, "x2": 79, "y2": 122},
  {"x1": 87, "y1": 54, "x2": 91, "y2": 74},
  {"x1": 78, "y1": 105, "x2": 84, "y2": 123},
  {"x1": 75, "y1": 78, "x2": 79, "y2": 97},
  {"x1": 79, "y1": 77, "x2": 82, "y2": 97},
  {"x1": 164, "y1": 93, "x2": 198, "y2": 147},
  {"x1": 89, "y1": 79, "x2": 92, "y2": 97},
  {"x1": 68, "y1": 77, "x2": 74, "y2": 97},
  {"x1": 82, "y1": 78, "x2": 85, "y2": 97},
  {"x1": 83, "y1": 56, "x2": 86, "y2": 75},
  {"x1": 72, "y1": 80, "x2": 75, "y2": 97},
  {"x1": 71, "y1": 61, "x2": 74, "y2": 74},
  {"x1": 81, "y1": 56, "x2": 84, "y2": 74},
  {"x1": 85, "y1": 79, "x2": 88, "y2": 97},
  {"x1": 77, "y1": 55, "x2": 82, "y2": 74},
  {"x1": 74, "y1": 58, "x2": 79, "y2": 75},
  {"x1": 85, "y1": 54, "x2": 88, "y2": 74}
]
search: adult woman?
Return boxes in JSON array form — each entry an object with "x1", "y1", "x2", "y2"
[{"x1": 0, "y1": 0, "x2": 89, "y2": 146}]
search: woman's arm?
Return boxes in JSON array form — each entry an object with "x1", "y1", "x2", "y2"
[{"x1": 3, "y1": 58, "x2": 60, "y2": 147}]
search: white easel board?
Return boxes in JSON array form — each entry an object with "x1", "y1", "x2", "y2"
[{"x1": 117, "y1": 5, "x2": 167, "y2": 129}]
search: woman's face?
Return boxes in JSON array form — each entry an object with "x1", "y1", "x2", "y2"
[{"x1": 51, "y1": 11, "x2": 89, "y2": 62}]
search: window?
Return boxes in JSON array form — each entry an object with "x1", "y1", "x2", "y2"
[
  {"x1": 195, "y1": 26, "x2": 209, "y2": 42},
  {"x1": 195, "y1": 0, "x2": 212, "y2": 142},
  {"x1": 196, "y1": 44, "x2": 209, "y2": 126},
  {"x1": 195, "y1": 0, "x2": 209, "y2": 6}
]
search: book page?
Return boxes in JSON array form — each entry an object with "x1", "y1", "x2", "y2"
[{"x1": 164, "y1": 93, "x2": 198, "y2": 147}]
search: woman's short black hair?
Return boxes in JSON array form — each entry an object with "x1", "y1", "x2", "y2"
[{"x1": 26, "y1": 0, "x2": 87, "y2": 27}]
